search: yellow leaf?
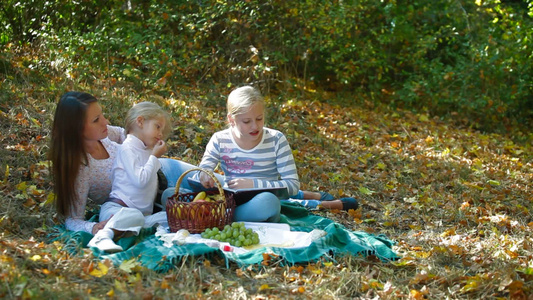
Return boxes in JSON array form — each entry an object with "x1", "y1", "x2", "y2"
[
  {"x1": 488, "y1": 180, "x2": 500, "y2": 186},
  {"x1": 89, "y1": 262, "x2": 109, "y2": 277},
  {"x1": 442, "y1": 148, "x2": 450, "y2": 156},
  {"x1": 464, "y1": 181, "x2": 484, "y2": 190},
  {"x1": 31, "y1": 118, "x2": 41, "y2": 127},
  {"x1": 461, "y1": 276, "x2": 482, "y2": 293},
  {"x1": 40, "y1": 193, "x2": 55, "y2": 207},
  {"x1": 359, "y1": 186, "x2": 375, "y2": 195},
  {"x1": 312, "y1": 269, "x2": 322, "y2": 275},
  {"x1": 31, "y1": 187, "x2": 44, "y2": 196},
  {"x1": 418, "y1": 114, "x2": 429, "y2": 122},
  {"x1": 414, "y1": 251, "x2": 431, "y2": 258},
  {"x1": 107, "y1": 289, "x2": 115, "y2": 297},
  {"x1": 440, "y1": 228, "x2": 456, "y2": 237},
  {"x1": 16, "y1": 181, "x2": 28, "y2": 191},
  {"x1": 194, "y1": 135, "x2": 203, "y2": 145},
  {"x1": 370, "y1": 280, "x2": 383, "y2": 289},
  {"x1": 114, "y1": 280, "x2": 126, "y2": 292},
  {"x1": 31, "y1": 255, "x2": 42, "y2": 261},
  {"x1": 119, "y1": 259, "x2": 138, "y2": 273},
  {"x1": 259, "y1": 284, "x2": 270, "y2": 291},
  {"x1": 393, "y1": 257, "x2": 416, "y2": 267}
]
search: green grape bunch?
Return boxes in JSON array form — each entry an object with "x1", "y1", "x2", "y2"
[{"x1": 201, "y1": 222, "x2": 260, "y2": 247}]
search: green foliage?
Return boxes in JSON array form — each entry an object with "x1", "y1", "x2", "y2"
[
  {"x1": 1, "y1": 0, "x2": 531, "y2": 132},
  {"x1": 386, "y1": 0, "x2": 533, "y2": 130}
]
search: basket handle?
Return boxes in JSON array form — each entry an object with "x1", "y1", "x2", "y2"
[{"x1": 175, "y1": 167, "x2": 224, "y2": 199}]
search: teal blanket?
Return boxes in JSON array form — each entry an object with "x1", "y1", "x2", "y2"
[{"x1": 49, "y1": 202, "x2": 399, "y2": 272}]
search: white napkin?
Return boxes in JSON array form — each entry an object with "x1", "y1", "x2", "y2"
[{"x1": 156, "y1": 222, "x2": 327, "y2": 253}]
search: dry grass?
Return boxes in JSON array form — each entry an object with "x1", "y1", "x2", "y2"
[{"x1": 1, "y1": 53, "x2": 532, "y2": 299}]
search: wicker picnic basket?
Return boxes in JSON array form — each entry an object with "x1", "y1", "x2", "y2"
[{"x1": 166, "y1": 168, "x2": 235, "y2": 233}]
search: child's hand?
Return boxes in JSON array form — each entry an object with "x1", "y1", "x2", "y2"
[
  {"x1": 199, "y1": 172, "x2": 216, "y2": 189},
  {"x1": 152, "y1": 140, "x2": 167, "y2": 158},
  {"x1": 227, "y1": 178, "x2": 254, "y2": 190},
  {"x1": 92, "y1": 218, "x2": 110, "y2": 235}
]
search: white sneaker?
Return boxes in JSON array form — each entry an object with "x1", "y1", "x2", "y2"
[
  {"x1": 88, "y1": 233, "x2": 123, "y2": 253},
  {"x1": 87, "y1": 228, "x2": 124, "y2": 252}
]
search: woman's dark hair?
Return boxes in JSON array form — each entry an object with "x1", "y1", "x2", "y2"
[{"x1": 49, "y1": 92, "x2": 97, "y2": 216}]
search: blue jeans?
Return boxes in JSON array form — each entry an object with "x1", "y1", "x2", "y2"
[
  {"x1": 234, "y1": 192, "x2": 281, "y2": 223},
  {"x1": 159, "y1": 158, "x2": 281, "y2": 223},
  {"x1": 159, "y1": 158, "x2": 211, "y2": 209}
]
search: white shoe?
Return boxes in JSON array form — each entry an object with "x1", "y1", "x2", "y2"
[
  {"x1": 88, "y1": 229, "x2": 123, "y2": 253},
  {"x1": 88, "y1": 235, "x2": 123, "y2": 252}
]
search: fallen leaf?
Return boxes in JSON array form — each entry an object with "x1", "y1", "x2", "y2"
[
  {"x1": 119, "y1": 259, "x2": 138, "y2": 273},
  {"x1": 89, "y1": 262, "x2": 109, "y2": 278},
  {"x1": 358, "y1": 186, "x2": 375, "y2": 195}
]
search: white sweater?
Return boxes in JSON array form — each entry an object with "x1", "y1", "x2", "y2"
[{"x1": 109, "y1": 134, "x2": 161, "y2": 215}]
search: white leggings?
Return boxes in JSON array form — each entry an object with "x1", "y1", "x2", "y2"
[{"x1": 99, "y1": 202, "x2": 145, "y2": 234}]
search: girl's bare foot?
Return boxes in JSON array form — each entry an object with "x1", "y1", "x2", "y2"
[{"x1": 319, "y1": 198, "x2": 359, "y2": 211}]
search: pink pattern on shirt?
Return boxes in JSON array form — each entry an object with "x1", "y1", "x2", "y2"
[{"x1": 222, "y1": 155, "x2": 254, "y2": 174}]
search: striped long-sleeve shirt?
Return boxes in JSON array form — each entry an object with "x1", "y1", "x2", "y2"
[{"x1": 198, "y1": 127, "x2": 300, "y2": 197}]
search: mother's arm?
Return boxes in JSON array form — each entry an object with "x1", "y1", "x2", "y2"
[
  {"x1": 64, "y1": 165, "x2": 99, "y2": 234},
  {"x1": 107, "y1": 125, "x2": 126, "y2": 144}
]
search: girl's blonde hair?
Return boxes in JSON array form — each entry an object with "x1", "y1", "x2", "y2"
[
  {"x1": 125, "y1": 102, "x2": 171, "y2": 139},
  {"x1": 227, "y1": 86, "x2": 265, "y2": 117}
]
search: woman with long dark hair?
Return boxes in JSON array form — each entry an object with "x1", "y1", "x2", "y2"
[{"x1": 49, "y1": 92, "x2": 198, "y2": 252}]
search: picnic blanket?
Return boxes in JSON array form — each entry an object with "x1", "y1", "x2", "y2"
[{"x1": 49, "y1": 202, "x2": 399, "y2": 272}]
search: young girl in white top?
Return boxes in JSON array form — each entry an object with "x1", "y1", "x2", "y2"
[
  {"x1": 198, "y1": 86, "x2": 300, "y2": 222},
  {"x1": 88, "y1": 102, "x2": 170, "y2": 252},
  {"x1": 106, "y1": 102, "x2": 170, "y2": 214}
]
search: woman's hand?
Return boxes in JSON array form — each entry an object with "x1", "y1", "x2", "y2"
[
  {"x1": 91, "y1": 219, "x2": 109, "y2": 235},
  {"x1": 227, "y1": 178, "x2": 254, "y2": 190}
]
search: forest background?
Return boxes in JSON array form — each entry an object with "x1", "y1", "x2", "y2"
[{"x1": 1, "y1": 0, "x2": 532, "y2": 298}]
